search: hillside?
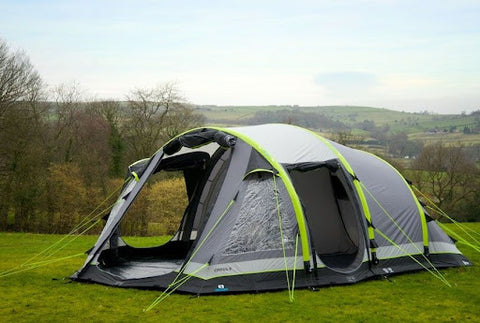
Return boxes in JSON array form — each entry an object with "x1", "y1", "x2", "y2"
[
  {"x1": 197, "y1": 105, "x2": 479, "y2": 133},
  {"x1": 196, "y1": 105, "x2": 480, "y2": 159}
]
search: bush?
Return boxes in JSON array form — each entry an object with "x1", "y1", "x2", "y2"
[
  {"x1": 46, "y1": 163, "x2": 89, "y2": 233},
  {"x1": 120, "y1": 176, "x2": 188, "y2": 237},
  {"x1": 146, "y1": 177, "x2": 188, "y2": 235}
]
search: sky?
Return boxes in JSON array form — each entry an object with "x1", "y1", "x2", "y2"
[{"x1": 1, "y1": 0, "x2": 479, "y2": 113}]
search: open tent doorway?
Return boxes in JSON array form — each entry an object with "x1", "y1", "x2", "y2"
[
  {"x1": 96, "y1": 147, "x2": 232, "y2": 281},
  {"x1": 288, "y1": 162, "x2": 366, "y2": 273}
]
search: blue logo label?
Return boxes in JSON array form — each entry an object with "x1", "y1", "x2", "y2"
[{"x1": 215, "y1": 284, "x2": 229, "y2": 292}]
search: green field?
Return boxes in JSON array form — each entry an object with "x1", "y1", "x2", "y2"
[{"x1": 1, "y1": 225, "x2": 479, "y2": 322}]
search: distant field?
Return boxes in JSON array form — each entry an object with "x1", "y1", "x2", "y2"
[
  {"x1": 197, "y1": 105, "x2": 480, "y2": 145},
  {"x1": 409, "y1": 131, "x2": 480, "y2": 145},
  {"x1": 198, "y1": 105, "x2": 419, "y2": 127},
  {"x1": 1, "y1": 224, "x2": 479, "y2": 322},
  {"x1": 198, "y1": 105, "x2": 282, "y2": 126}
]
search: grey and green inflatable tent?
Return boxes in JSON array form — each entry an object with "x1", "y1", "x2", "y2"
[{"x1": 72, "y1": 124, "x2": 470, "y2": 293}]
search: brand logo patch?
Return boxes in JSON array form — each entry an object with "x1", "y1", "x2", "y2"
[{"x1": 215, "y1": 284, "x2": 229, "y2": 292}]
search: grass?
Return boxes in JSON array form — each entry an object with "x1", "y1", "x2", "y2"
[{"x1": 1, "y1": 224, "x2": 479, "y2": 322}]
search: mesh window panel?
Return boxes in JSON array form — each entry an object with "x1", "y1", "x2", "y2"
[{"x1": 223, "y1": 174, "x2": 296, "y2": 255}]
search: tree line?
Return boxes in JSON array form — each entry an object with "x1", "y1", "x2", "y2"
[
  {"x1": 0, "y1": 39, "x2": 203, "y2": 234},
  {"x1": 0, "y1": 39, "x2": 478, "y2": 236}
]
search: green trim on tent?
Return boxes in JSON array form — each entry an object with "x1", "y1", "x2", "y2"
[
  {"x1": 273, "y1": 173, "x2": 293, "y2": 299},
  {"x1": 365, "y1": 152, "x2": 429, "y2": 250},
  {"x1": 131, "y1": 171, "x2": 140, "y2": 182},
  {"x1": 428, "y1": 251, "x2": 463, "y2": 255},
  {"x1": 207, "y1": 127, "x2": 312, "y2": 264},
  {"x1": 353, "y1": 179, "x2": 376, "y2": 246}
]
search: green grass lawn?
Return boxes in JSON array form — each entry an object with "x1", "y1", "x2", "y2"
[{"x1": 1, "y1": 225, "x2": 479, "y2": 322}]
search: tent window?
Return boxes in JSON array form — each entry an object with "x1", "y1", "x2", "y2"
[{"x1": 223, "y1": 173, "x2": 296, "y2": 255}]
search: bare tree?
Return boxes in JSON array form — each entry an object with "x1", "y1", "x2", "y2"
[
  {"x1": 0, "y1": 40, "x2": 46, "y2": 231},
  {"x1": 93, "y1": 100, "x2": 125, "y2": 177},
  {"x1": 410, "y1": 142, "x2": 479, "y2": 215},
  {"x1": 162, "y1": 103, "x2": 205, "y2": 140},
  {"x1": 48, "y1": 82, "x2": 85, "y2": 163},
  {"x1": 0, "y1": 39, "x2": 43, "y2": 117},
  {"x1": 124, "y1": 83, "x2": 203, "y2": 159}
]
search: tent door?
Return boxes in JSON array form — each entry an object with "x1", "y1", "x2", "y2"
[{"x1": 289, "y1": 165, "x2": 363, "y2": 272}]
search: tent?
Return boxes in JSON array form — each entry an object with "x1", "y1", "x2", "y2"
[{"x1": 72, "y1": 124, "x2": 470, "y2": 294}]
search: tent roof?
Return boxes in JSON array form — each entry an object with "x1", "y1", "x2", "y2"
[
  {"x1": 229, "y1": 124, "x2": 338, "y2": 164},
  {"x1": 171, "y1": 124, "x2": 339, "y2": 165}
]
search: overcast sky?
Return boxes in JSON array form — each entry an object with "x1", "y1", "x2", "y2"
[{"x1": 1, "y1": 0, "x2": 479, "y2": 113}]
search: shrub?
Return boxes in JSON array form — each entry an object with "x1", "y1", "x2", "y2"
[
  {"x1": 46, "y1": 163, "x2": 89, "y2": 233},
  {"x1": 120, "y1": 176, "x2": 188, "y2": 237},
  {"x1": 146, "y1": 177, "x2": 188, "y2": 235}
]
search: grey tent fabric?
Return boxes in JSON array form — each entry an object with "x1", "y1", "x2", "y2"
[
  {"x1": 329, "y1": 141, "x2": 424, "y2": 248},
  {"x1": 72, "y1": 124, "x2": 470, "y2": 294}
]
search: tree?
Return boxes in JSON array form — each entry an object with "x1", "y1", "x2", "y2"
[
  {"x1": 162, "y1": 103, "x2": 205, "y2": 140},
  {"x1": 0, "y1": 105, "x2": 49, "y2": 231},
  {"x1": 387, "y1": 132, "x2": 423, "y2": 157},
  {"x1": 94, "y1": 100, "x2": 126, "y2": 177},
  {"x1": 0, "y1": 39, "x2": 46, "y2": 231},
  {"x1": 0, "y1": 39, "x2": 43, "y2": 117},
  {"x1": 48, "y1": 82, "x2": 85, "y2": 163},
  {"x1": 410, "y1": 142, "x2": 479, "y2": 219},
  {"x1": 355, "y1": 119, "x2": 376, "y2": 131},
  {"x1": 72, "y1": 107, "x2": 111, "y2": 186},
  {"x1": 334, "y1": 129, "x2": 354, "y2": 146},
  {"x1": 124, "y1": 83, "x2": 204, "y2": 160}
]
